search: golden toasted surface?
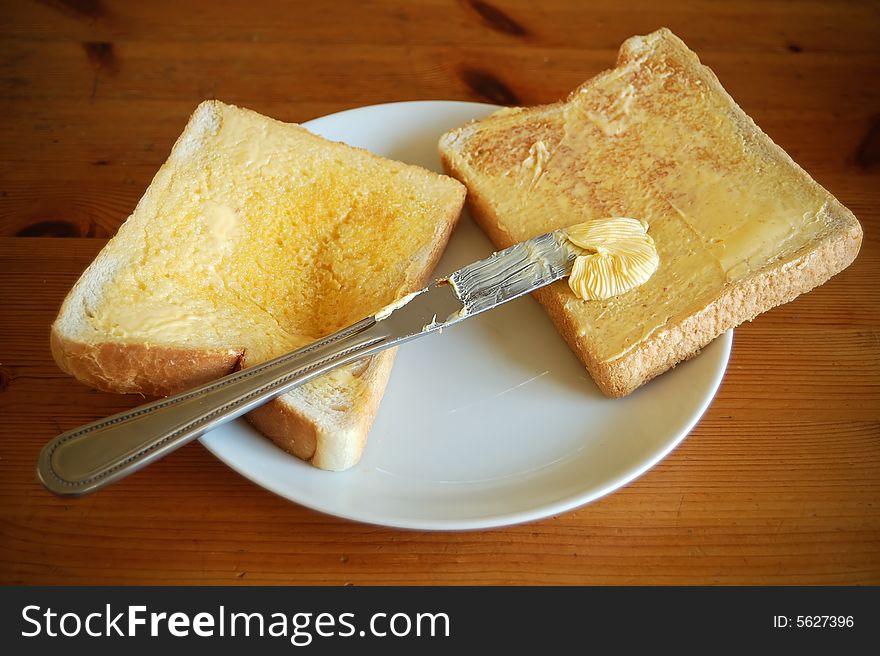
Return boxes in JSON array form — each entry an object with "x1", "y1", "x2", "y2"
[
  {"x1": 440, "y1": 29, "x2": 853, "y2": 364},
  {"x1": 89, "y1": 101, "x2": 463, "y2": 364}
]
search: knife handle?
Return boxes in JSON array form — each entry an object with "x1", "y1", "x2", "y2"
[{"x1": 38, "y1": 317, "x2": 389, "y2": 496}]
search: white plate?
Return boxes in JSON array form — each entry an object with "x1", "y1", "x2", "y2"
[{"x1": 199, "y1": 101, "x2": 732, "y2": 530}]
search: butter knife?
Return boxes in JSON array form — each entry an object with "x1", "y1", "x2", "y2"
[{"x1": 38, "y1": 229, "x2": 578, "y2": 496}]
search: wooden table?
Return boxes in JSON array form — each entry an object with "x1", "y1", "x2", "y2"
[{"x1": 1, "y1": 0, "x2": 878, "y2": 585}]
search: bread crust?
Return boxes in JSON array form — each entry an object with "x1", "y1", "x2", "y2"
[
  {"x1": 245, "y1": 350, "x2": 396, "y2": 470},
  {"x1": 50, "y1": 326, "x2": 242, "y2": 397},
  {"x1": 439, "y1": 28, "x2": 863, "y2": 398}
]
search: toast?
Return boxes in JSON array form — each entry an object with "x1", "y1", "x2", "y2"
[
  {"x1": 439, "y1": 28, "x2": 862, "y2": 397},
  {"x1": 52, "y1": 100, "x2": 466, "y2": 470}
]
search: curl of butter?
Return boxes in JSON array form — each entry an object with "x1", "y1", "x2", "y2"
[{"x1": 565, "y1": 217, "x2": 659, "y2": 301}]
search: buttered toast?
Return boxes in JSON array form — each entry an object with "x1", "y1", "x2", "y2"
[
  {"x1": 52, "y1": 100, "x2": 466, "y2": 470},
  {"x1": 439, "y1": 28, "x2": 862, "y2": 397}
]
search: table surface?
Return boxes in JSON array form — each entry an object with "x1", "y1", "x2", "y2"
[{"x1": 1, "y1": 0, "x2": 878, "y2": 585}]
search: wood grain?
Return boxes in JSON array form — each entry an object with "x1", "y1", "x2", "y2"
[{"x1": 1, "y1": 0, "x2": 878, "y2": 585}]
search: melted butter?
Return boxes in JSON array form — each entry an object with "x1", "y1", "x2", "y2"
[
  {"x1": 455, "y1": 31, "x2": 834, "y2": 362},
  {"x1": 585, "y1": 84, "x2": 637, "y2": 136},
  {"x1": 86, "y1": 101, "x2": 455, "y2": 367},
  {"x1": 201, "y1": 201, "x2": 240, "y2": 258},
  {"x1": 662, "y1": 159, "x2": 827, "y2": 279},
  {"x1": 565, "y1": 218, "x2": 659, "y2": 300},
  {"x1": 90, "y1": 301, "x2": 204, "y2": 342}
]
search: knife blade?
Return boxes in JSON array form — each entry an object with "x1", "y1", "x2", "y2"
[{"x1": 38, "y1": 228, "x2": 579, "y2": 496}]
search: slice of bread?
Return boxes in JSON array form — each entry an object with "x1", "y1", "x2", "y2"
[
  {"x1": 439, "y1": 28, "x2": 862, "y2": 398},
  {"x1": 52, "y1": 100, "x2": 465, "y2": 470}
]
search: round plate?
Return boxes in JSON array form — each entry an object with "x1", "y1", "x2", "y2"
[{"x1": 199, "y1": 101, "x2": 732, "y2": 530}]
